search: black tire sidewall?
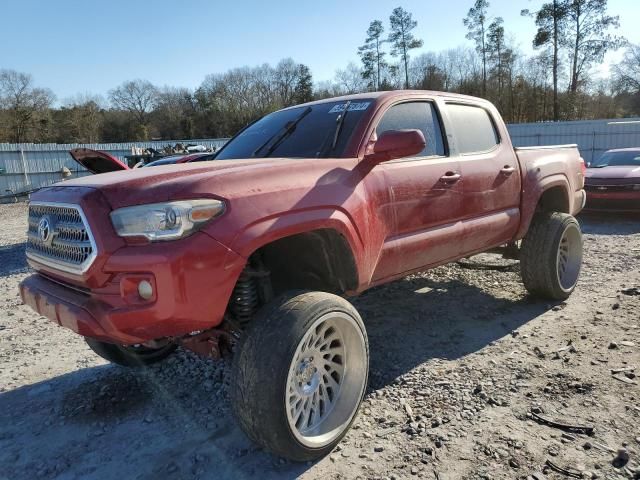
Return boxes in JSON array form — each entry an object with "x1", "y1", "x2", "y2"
[
  {"x1": 231, "y1": 291, "x2": 368, "y2": 461},
  {"x1": 521, "y1": 212, "x2": 582, "y2": 300}
]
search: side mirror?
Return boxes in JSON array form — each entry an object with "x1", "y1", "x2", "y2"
[{"x1": 365, "y1": 129, "x2": 426, "y2": 164}]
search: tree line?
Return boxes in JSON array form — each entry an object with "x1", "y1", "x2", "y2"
[{"x1": 1, "y1": 1, "x2": 639, "y2": 144}]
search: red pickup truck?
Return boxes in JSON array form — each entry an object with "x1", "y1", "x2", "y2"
[{"x1": 20, "y1": 91, "x2": 586, "y2": 461}]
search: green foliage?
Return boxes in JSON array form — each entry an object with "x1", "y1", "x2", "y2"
[
  {"x1": 463, "y1": 0, "x2": 490, "y2": 94},
  {"x1": 358, "y1": 20, "x2": 387, "y2": 90},
  {"x1": 564, "y1": 0, "x2": 623, "y2": 93},
  {"x1": 388, "y1": 7, "x2": 423, "y2": 89},
  {"x1": 293, "y1": 64, "x2": 314, "y2": 104}
]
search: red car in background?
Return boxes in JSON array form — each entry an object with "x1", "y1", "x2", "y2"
[
  {"x1": 584, "y1": 148, "x2": 640, "y2": 212},
  {"x1": 68, "y1": 148, "x2": 217, "y2": 174}
]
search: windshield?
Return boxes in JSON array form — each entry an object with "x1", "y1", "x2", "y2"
[
  {"x1": 591, "y1": 150, "x2": 640, "y2": 168},
  {"x1": 215, "y1": 100, "x2": 373, "y2": 160}
]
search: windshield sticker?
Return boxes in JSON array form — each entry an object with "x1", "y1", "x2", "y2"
[{"x1": 328, "y1": 102, "x2": 371, "y2": 114}]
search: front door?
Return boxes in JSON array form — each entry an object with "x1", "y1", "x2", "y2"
[{"x1": 371, "y1": 100, "x2": 465, "y2": 283}]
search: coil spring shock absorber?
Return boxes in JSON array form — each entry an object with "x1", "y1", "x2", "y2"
[{"x1": 230, "y1": 267, "x2": 259, "y2": 325}]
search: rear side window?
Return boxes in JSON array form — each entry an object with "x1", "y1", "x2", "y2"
[
  {"x1": 446, "y1": 103, "x2": 499, "y2": 154},
  {"x1": 376, "y1": 102, "x2": 445, "y2": 157}
]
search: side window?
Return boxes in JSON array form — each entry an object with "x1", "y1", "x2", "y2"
[
  {"x1": 376, "y1": 102, "x2": 445, "y2": 157},
  {"x1": 446, "y1": 103, "x2": 499, "y2": 154}
]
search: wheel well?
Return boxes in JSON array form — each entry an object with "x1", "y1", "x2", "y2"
[
  {"x1": 253, "y1": 229, "x2": 358, "y2": 296},
  {"x1": 537, "y1": 186, "x2": 570, "y2": 213}
]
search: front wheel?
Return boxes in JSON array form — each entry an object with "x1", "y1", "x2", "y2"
[
  {"x1": 231, "y1": 291, "x2": 369, "y2": 461},
  {"x1": 85, "y1": 338, "x2": 177, "y2": 367},
  {"x1": 520, "y1": 212, "x2": 583, "y2": 300}
]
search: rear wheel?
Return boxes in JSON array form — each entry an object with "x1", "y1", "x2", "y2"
[
  {"x1": 520, "y1": 212, "x2": 583, "y2": 300},
  {"x1": 85, "y1": 338, "x2": 177, "y2": 367},
  {"x1": 231, "y1": 291, "x2": 368, "y2": 461}
]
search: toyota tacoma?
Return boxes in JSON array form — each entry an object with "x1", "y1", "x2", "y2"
[{"x1": 20, "y1": 91, "x2": 586, "y2": 461}]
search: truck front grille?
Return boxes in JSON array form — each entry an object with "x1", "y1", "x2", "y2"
[{"x1": 26, "y1": 203, "x2": 97, "y2": 274}]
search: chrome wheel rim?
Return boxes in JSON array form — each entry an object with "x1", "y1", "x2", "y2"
[
  {"x1": 285, "y1": 312, "x2": 367, "y2": 448},
  {"x1": 556, "y1": 223, "x2": 582, "y2": 292}
]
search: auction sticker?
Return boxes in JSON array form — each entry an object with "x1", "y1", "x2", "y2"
[{"x1": 328, "y1": 102, "x2": 371, "y2": 113}]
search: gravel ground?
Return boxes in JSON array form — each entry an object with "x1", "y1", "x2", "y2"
[{"x1": 0, "y1": 202, "x2": 639, "y2": 480}]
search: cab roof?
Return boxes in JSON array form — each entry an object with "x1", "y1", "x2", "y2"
[{"x1": 290, "y1": 90, "x2": 492, "y2": 110}]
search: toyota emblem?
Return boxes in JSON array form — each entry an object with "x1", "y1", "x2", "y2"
[{"x1": 37, "y1": 217, "x2": 51, "y2": 244}]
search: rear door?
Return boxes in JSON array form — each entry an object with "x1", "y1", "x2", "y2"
[
  {"x1": 444, "y1": 102, "x2": 521, "y2": 254},
  {"x1": 371, "y1": 100, "x2": 465, "y2": 282}
]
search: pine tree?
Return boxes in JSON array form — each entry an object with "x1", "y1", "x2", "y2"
[
  {"x1": 487, "y1": 17, "x2": 506, "y2": 100},
  {"x1": 293, "y1": 64, "x2": 313, "y2": 104},
  {"x1": 388, "y1": 7, "x2": 423, "y2": 89},
  {"x1": 522, "y1": 1, "x2": 570, "y2": 121},
  {"x1": 358, "y1": 20, "x2": 387, "y2": 91},
  {"x1": 463, "y1": 0, "x2": 491, "y2": 96},
  {"x1": 564, "y1": 0, "x2": 622, "y2": 93}
]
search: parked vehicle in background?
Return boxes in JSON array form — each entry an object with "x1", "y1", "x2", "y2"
[
  {"x1": 21, "y1": 91, "x2": 585, "y2": 461},
  {"x1": 584, "y1": 148, "x2": 640, "y2": 212},
  {"x1": 68, "y1": 148, "x2": 217, "y2": 173}
]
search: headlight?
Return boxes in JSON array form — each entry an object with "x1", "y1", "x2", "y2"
[{"x1": 110, "y1": 199, "x2": 225, "y2": 241}]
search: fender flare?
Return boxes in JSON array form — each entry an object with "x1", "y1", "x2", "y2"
[
  {"x1": 515, "y1": 174, "x2": 571, "y2": 240},
  {"x1": 228, "y1": 207, "x2": 366, "y2": 286}
]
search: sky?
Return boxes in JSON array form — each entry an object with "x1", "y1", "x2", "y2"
[{"x1": 1, "y1": 0, "x2": 639, "y2": 103}]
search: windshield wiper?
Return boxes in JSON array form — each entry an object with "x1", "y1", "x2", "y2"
[
  {"x1": 331, "y1": 101, "x2": 351, "y2": 151},
  {"x1": 317, "y1": 101, "x2": 352, "y2": 158},
  {"x1": 253, "y1": 106, "x2": 312, "y2": 158}
]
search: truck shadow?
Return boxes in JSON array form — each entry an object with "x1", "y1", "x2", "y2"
[
  {"x1": 0, "y1": 242, "x2": 28, "y2": 278},
  {"x1": 356, "y1": 274, "x2": 548, "y2": 390},
  {"x1": 0, "y1": 268, "x2": 552, "y2": 480}
]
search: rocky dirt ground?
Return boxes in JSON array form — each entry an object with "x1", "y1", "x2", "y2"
[{"x1": 0, "y1": 202, "x2": 639, "y2": 480}]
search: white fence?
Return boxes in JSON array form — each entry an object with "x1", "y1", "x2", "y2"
[
  {"x1": 508, "y1": 117, "x2": 640, "y2": 164},
  {"x1": 0, "y1": 138, "x2": 228, "y2": 201}
]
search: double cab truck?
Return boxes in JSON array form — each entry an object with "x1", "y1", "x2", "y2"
[{"x1": 20, "y1": 91, "x2": 586, "y2": 461}]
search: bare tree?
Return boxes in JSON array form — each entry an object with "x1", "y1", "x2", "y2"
[
  {"x1": 108, "y1": 79, "x2": 158, "y2": 127},
  {"x1": 334, "y1": 62, "x2": 369, "y2": 94},
  {"x1": 0, "y1": 69, "x2": 54, "y2": 143},
  {"x1": 60, "y1": 93, "x2": 104, "y2": 143},
  {"x1": 613, "y1": 43, "x2": 640, "y2": 92}
]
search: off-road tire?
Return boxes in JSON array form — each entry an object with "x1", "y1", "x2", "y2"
[
  {"x1": 231, "y1": 291, "x2": 369, "y2": 462},
  {"x1": 85, "y1": 338, "x2": 177, "y2": 367},
  {"x1": 520, "y1": 212, "x2": 583, "y2": 300}
]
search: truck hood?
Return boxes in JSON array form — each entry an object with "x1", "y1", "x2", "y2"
[
  {"x1": 69, "y1": 148, "x2": 130, "y2": 174},
  {"x1": 40, "y1": 157, "x2": 355, "y2": 210},
  {"x1": 585, "y1": 165, "x2": 640, "y2": 180}
]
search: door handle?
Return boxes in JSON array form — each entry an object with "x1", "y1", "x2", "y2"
[
  {"x1": 439, "y1": 172, "x2": 461, "y2": 183},
  {"x1": 500, "y1": 165, "x2": 516, "y2": 175}
]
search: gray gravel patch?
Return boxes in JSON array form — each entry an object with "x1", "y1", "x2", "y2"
[{"x1": 1, "y1": 202, "x2": 639, "y2": 479}]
